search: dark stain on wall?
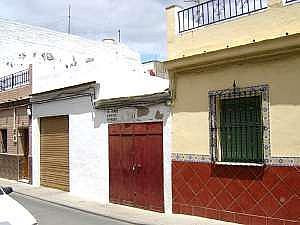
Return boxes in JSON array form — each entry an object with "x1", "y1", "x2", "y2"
[
  {"x1": 155, "y1": 110, "x2": 164, "y2": 120},
  {"x1": 136, "y1": 106, "x2": 150, "y2": 117}
]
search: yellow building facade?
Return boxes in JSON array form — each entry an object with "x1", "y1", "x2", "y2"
[
  {"x1": 169, "y1": 36, "x2": 300, "y2": 159},
  {"x1": 166, "y1": 0, "x2": 300, "y2": 223},
  {"x1": 166, "y1": 0, "x2": 300, "y2": 60}
]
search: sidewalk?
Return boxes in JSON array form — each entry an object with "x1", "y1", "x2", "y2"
[{"x1": 1, "y1": 178, "x2": 237, "y2": 225}]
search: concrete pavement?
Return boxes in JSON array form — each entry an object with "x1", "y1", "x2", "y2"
[
  {"x1": 12, "y1": 193, "x2": 132, "y2": 225},
  {"x1": 1, "y1": 178, "x2": 237, "y2": 225}
]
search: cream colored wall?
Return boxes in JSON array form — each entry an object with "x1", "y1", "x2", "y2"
[
  {"x1": 166, "y1": 1, "x2": 300, "y2": 60},
  {"x1": 172, "y1": 53, "x2": 300, "y2": 157}
]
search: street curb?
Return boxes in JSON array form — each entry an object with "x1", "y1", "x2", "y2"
[{"x1": 14, "y1": 191, "x2": 151, "y2": 225}]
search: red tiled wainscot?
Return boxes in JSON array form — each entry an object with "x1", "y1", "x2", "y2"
[{"x1": 172, "y1": 161, "x2": 300, "y2": 225}]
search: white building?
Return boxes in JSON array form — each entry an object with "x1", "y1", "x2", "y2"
[
  {"x1": 0, "y1": 19, "x2": 172, "y2": 212},
  {"x1": 142, "y1": 60, "x2": 168, "y2": 79}
]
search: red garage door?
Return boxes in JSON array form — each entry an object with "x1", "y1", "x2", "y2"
[{"x1": 109, "y1": 122, "x2": 164, "y2": 212}]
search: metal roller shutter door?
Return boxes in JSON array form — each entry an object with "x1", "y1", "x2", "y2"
[{"x1": 40, "y1": 116, "x2": 69, "y2": 191}]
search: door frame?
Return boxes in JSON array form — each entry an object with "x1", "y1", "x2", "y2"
[
  {"x1": 108, "y1": 121, "x2": 167, "y2": 212},
  {"x1": 18, "y1": 127, "x2": 30, "y2": 181}
]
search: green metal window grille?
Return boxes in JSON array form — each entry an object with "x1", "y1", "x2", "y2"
[{"x1": 219, "y1": 96, "x2": 263, "y2": 163}]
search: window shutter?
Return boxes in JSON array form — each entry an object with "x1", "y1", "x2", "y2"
[{"x1": 220, "y1": 96, "x2": 263, "y2": 163}]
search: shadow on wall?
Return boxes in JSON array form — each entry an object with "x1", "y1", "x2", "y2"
[
  {"x1": 94, "y1": 109, "x2": 106, "y2": 129},
  {"x1": 173, "y1": 53, "x2": 300, "y2": 113},
  {"x1": 211, "y1": 164, "x2": 265, "y2": 181}
]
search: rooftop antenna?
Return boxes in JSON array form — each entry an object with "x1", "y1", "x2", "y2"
[
  {"x1": 118, "y1": 29, "x2": 121, "y2": 43},
  {"x1": 67, "y1": 4, "x2": 71, "y2": 34}
]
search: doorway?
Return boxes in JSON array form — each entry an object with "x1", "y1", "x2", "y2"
[
  {"x1": 109, "y1": 122, "x2": 164, "y2": 212},
  {"x1": 18, "y1": 128, "x2": 29, "y2": 181}
]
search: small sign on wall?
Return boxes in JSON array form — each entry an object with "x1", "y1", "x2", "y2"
[
  {"x1": 120, "y1": 109, "x2": 137, "y2": 121},
  {"x1": 105, "y1": 105, "x2": 167, "y2": 124},
  {"x1": 106, "y1": 108, "x2": 137, "y2": 123},
  {"x1": 106, "y1": 108, "x2": 119, "y2": 122}
]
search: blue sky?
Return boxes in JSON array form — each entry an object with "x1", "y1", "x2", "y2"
[{"x1": 0, "y1": 0, "x2": 195, "y2": 62}]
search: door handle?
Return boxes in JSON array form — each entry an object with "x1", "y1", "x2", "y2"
[{"x1": 132, "y1": 164, "x2": 142, "y2": 172}]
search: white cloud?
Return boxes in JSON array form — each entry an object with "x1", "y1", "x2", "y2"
[{"x1": 0, "y1": 0, "x2": 187, "y2": 61}]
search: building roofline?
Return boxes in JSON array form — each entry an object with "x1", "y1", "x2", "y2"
[
  {"x1": 95, "y1": 90, "x2": 170, "y2": 109},
  {"x1": 142, "y1": 60, "x2": 162, "y2": 64},
  {"x1": 0, "y1": 98, "x2": 30, "y2": 109},
  {"x1": 0, "y1": 18, "x2": 99, "y2": 45},
  {"x1": 165, "y1": 33, "x2": 300, "y2": 73},
  {"x1": 30, "y1": 81, "x2": 97, "y2": 104},
  {"x1": 165, "y1": 5, "x2": 183, "y2": 10},
  {"x1": 30, "y1": 81, "x2": 96, "y2": 97}
]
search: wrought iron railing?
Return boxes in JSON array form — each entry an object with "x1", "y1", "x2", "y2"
[
  {"x1": 219, "y1": 124, "x2": 264, "y2": 163},
  {"x1": 285, "y1": 0, "x2": 297, "y2": 3},
  {"x1": 0, "y1": 69, "x2": 30, "y2": 91},
  {"x1": 178, "y1": 0, "x2": 267, "y2": 33},
  {"x1": 217, "y1": 95, "x2": 263, "y2": 163}
]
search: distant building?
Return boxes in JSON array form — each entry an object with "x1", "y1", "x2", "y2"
[
  {"x1": 143, "y1": 60, "x2": 168, "y2": 79},
  {"x1": 0, "y1": 67, "x2": 32, "y2": 183}
]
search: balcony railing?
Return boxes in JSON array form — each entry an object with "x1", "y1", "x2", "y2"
[
  {"x1": 0, "y1": 69, "x2": 30, "y2": 91},
  {"x1": 178, "y1": 0, "x2": 267, "y2": 33},
  {"x1": 285, "y1": 0, "x2": 298, "y2": 3}
]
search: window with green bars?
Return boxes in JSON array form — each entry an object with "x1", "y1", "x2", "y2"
[{"x1": 218, "y1": 96, "x2": 264, "y2": 163}]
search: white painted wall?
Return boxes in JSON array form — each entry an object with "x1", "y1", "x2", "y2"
[
  {"x1": 7, "y1": 18, "x2": 171, "y2": 207},
  {"x1": 163, "y1": 111, "x2": 172, "y2": 214},
  {"x1": 69, "y1": 113, "x2": 109, "y2": 202},
  {"x1": 32, "y1": 96, "x2": 172, "y2": 208},
  {"x1": 0, "y1": 18, "x2": 168, "y2": 99},
  {"x1": 0, "y1": 18, "x2": 140, "y2": 78},
  {"x1": 142, "y1": 61, "x2": 168, "y2": 79},
  {"x1": 31, "y1": 117, "x2": 40, "y2": 187},
  {"x1": 32, "y1": 96, "x2": 109, "y2": 203}
]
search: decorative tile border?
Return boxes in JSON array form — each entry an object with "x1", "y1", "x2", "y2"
[
  {"x1": 269, "y1": 157, "x2": 300, "y2": 167},
  {"x1": 171, "y1": 153, "x2": 300, "y2": 166},
  {"x1": 172, "y1": 153, "x2": 211, "y2": 163},
  {"x1": 208, "y1": 84, "x2": 271, "y2": 163}
]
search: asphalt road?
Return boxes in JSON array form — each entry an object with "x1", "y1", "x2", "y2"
[{"x1": 11, "y1": 193, "x2": 133, "y2": 225}]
